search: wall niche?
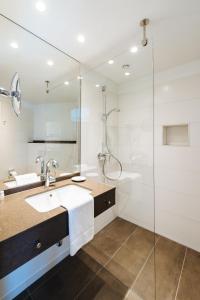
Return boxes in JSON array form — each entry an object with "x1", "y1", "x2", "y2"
[{"x1": 163, "y1": 124, "x2": 189, "y2": 146}]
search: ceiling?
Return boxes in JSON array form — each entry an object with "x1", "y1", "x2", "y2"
[{"x1": 0, "y1": 0, "x2": 200, "y2": 79}]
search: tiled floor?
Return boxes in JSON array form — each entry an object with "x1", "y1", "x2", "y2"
[{"x1": 14, "y1": 217, "x2": 200, "y2": 300}]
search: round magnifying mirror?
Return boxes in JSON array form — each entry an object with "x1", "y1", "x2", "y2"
[{"x1": 10, "y1": 72, "x2": 21, "y2": 117}]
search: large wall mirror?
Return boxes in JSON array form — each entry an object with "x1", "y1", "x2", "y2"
[{"x1": 0, "y1": 15, "x2": 81, "y2": 190}]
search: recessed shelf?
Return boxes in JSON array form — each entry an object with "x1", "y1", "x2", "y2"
[{"x1": 163, "y1": 124, "x2": 189, "y2": 146}]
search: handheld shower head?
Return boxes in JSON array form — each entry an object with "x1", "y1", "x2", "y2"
[{"x1": 105, "y1": 108, "x2": 120, "y2": 118}]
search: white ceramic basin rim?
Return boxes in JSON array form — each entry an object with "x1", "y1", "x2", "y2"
[{"x1": 25, "y1": 184, "x2": 91, "y2": 212}]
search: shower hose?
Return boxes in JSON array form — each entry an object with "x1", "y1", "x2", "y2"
[
  {"x1": 101, "y1": 152, "x2": 123, "y2": 181},
  {"x1": 99, "y1": 122, "x2": 122, "y2": 181}
]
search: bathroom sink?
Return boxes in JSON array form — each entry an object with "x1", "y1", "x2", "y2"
[{"x1": 25, "y1": 184, "x2": 91, "y2": 212}]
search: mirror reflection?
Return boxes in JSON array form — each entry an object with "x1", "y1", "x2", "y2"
[{"x1": 0, "y1": 16, "x2": 81, "y2": 189}]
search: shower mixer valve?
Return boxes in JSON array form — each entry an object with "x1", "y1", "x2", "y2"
[{"x1": 98, "y1": 153, "x2": 107, "y2": 161}]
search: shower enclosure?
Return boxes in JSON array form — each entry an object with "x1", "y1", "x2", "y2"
[{"x1": 81, "y1": 30, "x2": 156, "y2": 299}]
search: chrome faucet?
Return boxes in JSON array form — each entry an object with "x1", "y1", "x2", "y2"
[
  {"x1": 35, "y1": 156, "x2": 45, "y2": 180},
  {"x1": 45, "y1": 159, "x2": 59, "y2": 187}
]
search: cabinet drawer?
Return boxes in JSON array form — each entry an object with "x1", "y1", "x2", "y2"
[
  {"x1": 94, "y1": 188, "x2": 115, "y2": 217},
  {"x1": 0, "y1": 212, "x2": 67, "y2": 279}
]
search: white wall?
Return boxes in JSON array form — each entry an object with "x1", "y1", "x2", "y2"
[
  {"x1": 154, "y1": 60, "x2": 200, "y2": 251},
  {"x1": 0, "y1": 99, "x2": 33, "y2": 180},
  {"x1": 0, "y1": 100, "x2": 79, "y2": 180},
  {"x1": 28, "y1": 101, "x2": 79, "y2": 173},
  {"x1": 33, "y1": 102, "x2": 77, "y2": 141},
  {"x1": 117, "y1": 75, "x2": 154, "y2": 231}
]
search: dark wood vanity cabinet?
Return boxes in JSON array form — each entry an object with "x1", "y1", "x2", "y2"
[
  {"x1": 0, "y1": 212, "x2": 67, "y2": 279},
  {"x1": 94, "y1": 188, "x2": 115, "y2": 217},
  {"x1": 0, "y1": 188, "x2": 115, "y2": 279}
]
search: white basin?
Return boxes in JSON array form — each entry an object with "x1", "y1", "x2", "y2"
[{"x1": 25, "y1": 184, "x2": 91, "y2": 212}]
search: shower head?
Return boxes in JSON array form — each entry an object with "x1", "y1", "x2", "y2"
[
  {"x1": 140, "y1": 18, "x2": 150, "y2": 47},
  {"x1": 104, "y1": 108, "x2": 120, "y2": 119}
]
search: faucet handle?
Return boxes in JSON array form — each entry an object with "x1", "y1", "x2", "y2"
[
  {"x1": 35, "y1": 155, "x2": 44, "y2": 163},
  {"x1": 52, "y1": 160, "x2": 59, "y2": 168},
  {"x1": 46, "y1": 159, "x2": 59, "y2": 169}
]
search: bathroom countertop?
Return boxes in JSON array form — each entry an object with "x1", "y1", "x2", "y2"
[{"x1": 0, "y1": 178, "x2": 115, "y2": 243}]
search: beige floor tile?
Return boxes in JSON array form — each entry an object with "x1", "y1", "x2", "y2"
[
  {"x1": 176, "y1": 248, "x2": 200, "y2": 300},
  {"x1": 133, "y1": 237, "x2": 186, "y2": 300}
]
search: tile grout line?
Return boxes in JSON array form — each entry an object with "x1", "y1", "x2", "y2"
[
  {"x1": 125, "y1": 236, "x2": 160, "y2": 299},
  {"x1": 133, "y1": 236, "x2": 160, "y2": 288},
  {"x1": 174, "y1": 247, "x2": 187, "y2": 300},
  {"x1": 75, "y1": 224, "x2": 139, "y2": 299}
]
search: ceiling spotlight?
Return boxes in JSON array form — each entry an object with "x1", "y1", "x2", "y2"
[
  {"x1": 64, "y1": 81, "x2": 69, "y2": 85},
  {"x1": 35, "y1": 1, "x2": 46, "y2": 12},
  {"x1": 108, "y1": 60, "x2": 114, "y2": 65},
  {"x1": 10, "y1": 42, "x2": 19, "y2": 49},
  {"x1": 95, "y1": 84, "x2": 100, "y2": 88},
  {"x1": 77, "y1": 34, "x2": 85, "y2": 43},
  {"x1": 130, "y1": 46, "x2": 138, "y2": 53},
  {"x1": 47, "y1": 60, "x2": 54, "y2": 66},
  {"x1": 122, "y1": 64, "x2": 131, "y2": 76}
]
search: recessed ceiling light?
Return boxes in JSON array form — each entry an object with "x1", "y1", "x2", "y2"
[
  {"x1": 95, "y1": 84, "x2": 100, "y2": 88},
  {"x1": 35, "y1": 1, "x2": 46, "y2": 12},
  {"x1": 77, "y1": 34, "x2": 85, "y2": 43},
  {"x1": 64, "y1": 81, "x2": 69, "y2": 85},
  {"x1": 108, "y1": 60, "x2": 114, "y2": 65},
  {"x1": 125, "y1": 72, "x2": 131, "y2": 76},
  {"x1": 10, "y1": 42, "x2": 19, "y2": 49},
  {"x1": 47, "y1": 60, "x2": 54, "y2": 66},
  {"x1": 130, "y1": 46, "x2": 138, "y2": 53}
]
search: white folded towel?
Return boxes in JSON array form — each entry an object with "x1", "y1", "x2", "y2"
[
  {"x1": 14, "y1": 173, "x2": 40, "y2": 186},
  {"x1": 61, "y1": 188, "x2": 94, "y2": 256}
]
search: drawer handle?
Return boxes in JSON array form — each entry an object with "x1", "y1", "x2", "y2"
[
  {"x1": 35, "y1": 241, "x2": 42, "y2": 249},
  {"x1": 105, "y1": 200, "x2": 112, "y2": 206}
]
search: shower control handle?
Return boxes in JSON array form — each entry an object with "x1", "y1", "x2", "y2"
[{"x1": 98, "y1": 153, "x2": 106, "y2": 161}]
